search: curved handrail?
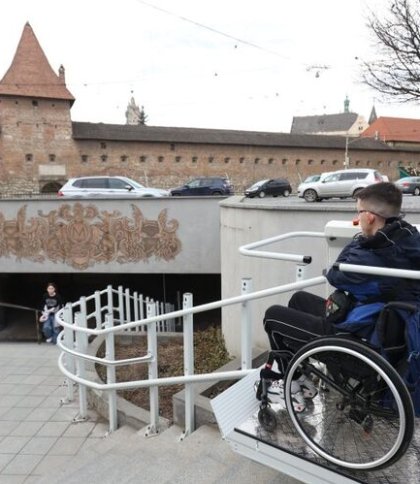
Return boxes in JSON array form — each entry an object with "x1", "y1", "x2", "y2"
[
  {"x1": 57, "y1": 351, "x2": 255, "y2": 391},
  {"x1": 56, "y1": 276, "x2": 327, "y2": 336},
  {"x1": 239, "y1": 230, "x2": 325, "y2": 264}
]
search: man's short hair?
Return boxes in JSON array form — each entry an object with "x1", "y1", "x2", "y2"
[{"x1": 356, "y1": 182, "x2": 402, "y2": 219}]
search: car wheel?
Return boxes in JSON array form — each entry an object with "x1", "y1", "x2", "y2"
[
  {"x1": 303, "y1": 189, "x2": 318, "y2": 202},
  {"x1": 283, "y1": 189, "x2": 290, "y2": 197},
  {"x1": 212, "y1": 191, "x2": 223, "y2": 195},
  {"x1": 352, "y1": 188, "x2": 364, "y2": 199},
  {"x1": 259, "y1": 191, "x2": 266, "y2": 198},
  {"x1": 414, "y1": 187, "x2": 420, "y2": 196}
]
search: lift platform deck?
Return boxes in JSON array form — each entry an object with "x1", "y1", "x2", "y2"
[{"x1": 211, "y1": 370, "x2": 420, "y2": 484}]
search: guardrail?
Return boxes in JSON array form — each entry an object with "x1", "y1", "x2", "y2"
[
  {"x1": 56, "y1": 226, "x2": 420, "y2": 440},
  {"x1": 56, "y1": 272, "x2": 326, "y2": 437},
  {"x1": 0, "y1": 302, "x2": 42, "y2": 342}
]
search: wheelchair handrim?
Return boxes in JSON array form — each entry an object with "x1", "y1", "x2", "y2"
[{"x1": 285, "y1": 344, "x2": 406, "y2": 470}]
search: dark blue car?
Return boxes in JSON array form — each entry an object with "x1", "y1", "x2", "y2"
[{"x1": 170, "y1": 177, "x2": 233, "y2": 196}]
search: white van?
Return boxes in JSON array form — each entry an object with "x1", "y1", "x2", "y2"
[{"x1": 297, "y1": 169, "x2": 384, "y2": 202}]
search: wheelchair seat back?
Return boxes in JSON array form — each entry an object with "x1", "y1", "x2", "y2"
[{"x1": 375, "y1": 305, "x2": 407, "y2": 367}]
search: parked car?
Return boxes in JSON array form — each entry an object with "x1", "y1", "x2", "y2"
[
  {"x1": 395, "y1": 176, "x2": 420, "y2": 196},
  {"x1": 297, "y1": 172, "x2": 332, "y2": 194},
  {"x1": 297, "y1": 168, "x2": 384, "y2": 202},
  {"x1": 170, "y1": 177, "x2": 233, "y2": 196},
  {"x1": 244, "y1": 178, "x2": 292, "y2": 198},
  {"x1": 58, "y1": 176, "x2": 170, "y2": 198}
]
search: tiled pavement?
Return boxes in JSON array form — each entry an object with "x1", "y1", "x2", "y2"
[{"x1": 0, "y1": 343, "x2": 108, "y2": 483}]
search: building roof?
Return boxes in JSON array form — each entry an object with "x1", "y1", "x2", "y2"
[
  {"x1": 0, "y1": 22, "x2": 74, "y2": 103},
  {"x1": 72, "y1": 121, "x2": 392, "y2": 151},
  {"x1": 290, "y1": 113, "x2": 359, "y2": 134},
  {"x1": 361, "y1": 117, "x2": 420, "y2": 143}
]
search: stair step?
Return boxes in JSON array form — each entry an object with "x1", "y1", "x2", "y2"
[{"x1": 36, "y1": 423, "x2": 300, "y2": 483}]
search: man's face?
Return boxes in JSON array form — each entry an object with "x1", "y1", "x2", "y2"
[
  {"x1": 355, "y1": 200, "x2": 382, "y2": 237},
  {"x1": 355, "y1": 200, "x2": 373, "y2": 237}
]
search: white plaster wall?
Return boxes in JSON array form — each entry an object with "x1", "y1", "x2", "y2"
[
  {"x1": 0, "y1": 197, "x2": 222, "y2": 273},
  {"x1": 220, "y1": 197, "x2": 359, "y2": 356}
]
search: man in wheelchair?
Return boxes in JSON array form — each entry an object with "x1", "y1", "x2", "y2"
[{"x1": 259, "y1": 182, "x2": 420, "y2": 413}]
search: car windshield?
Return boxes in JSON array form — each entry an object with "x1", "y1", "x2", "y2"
[
  {"x1": 124, "y1": 178, "x2": 145, "y2": 189},
  {"x1": 249, "y1": 179, "x2": 269, "y2": 189},
  {"x1": 303, "y1": 175, "x2": 320, "y2": 183}
]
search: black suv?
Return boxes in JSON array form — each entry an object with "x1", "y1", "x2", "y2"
[{"x1": 170, "y1": 177, "x2": 233, "y2": 196}]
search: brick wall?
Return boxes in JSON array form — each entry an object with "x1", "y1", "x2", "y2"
[{"x1": 1, "y1": 95, "x2": 420, "y2": 195}]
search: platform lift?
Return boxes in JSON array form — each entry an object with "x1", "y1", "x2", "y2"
[{"x1": 211, "y1": 221, "x2": 420, "y2": 484}]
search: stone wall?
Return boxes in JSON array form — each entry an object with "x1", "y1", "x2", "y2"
[{"x1": 2, "y1": 96, "x2": 420, "y2": 195}]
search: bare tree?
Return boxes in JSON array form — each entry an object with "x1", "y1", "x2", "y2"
[{"x1": 362, "y1": 0, "x2": 420, "y2": 103}]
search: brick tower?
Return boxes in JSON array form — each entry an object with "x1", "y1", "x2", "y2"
[{"x1": 0, "y1": 22, "x2": 75, "y2": 193}]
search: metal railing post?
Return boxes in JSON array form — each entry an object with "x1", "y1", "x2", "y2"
[
  {"x1": 107, "y1": 285, "x2": 113, "y2": 316},
  {"x1": 105, "y1": 313, "x2": 118, "y2": 432},
  {"x1": 133, "y1": 291, "x2": 139, "y2": 332},
  {"x1": 74, "y1": 311, "x2": 88, "y2": 420},
  {"x1": 125, "y1": 288, "x2": 131, "y2": 332},
  {"x1": 139, "y1": 294, "x2": 144, "y2": 331},
  {"x1": 145, "y1": 302, "x2": 159, "y2": 436},
  {"x1": 241, "y1": 278, "x2": 253, "y2": 370},
  {"x1": 182, "y1": 293, "x2": 194, "y2": 438},
  {"x1": 62, "y1": 304, "x2": 75, "y2": 403},
  {"x1": 118, "y1": 286, "x2": 124, "y2": 325},
  {"x1": 94, "y1": 290, "x2": 102, "y2": 329},
  {"x1": 296, "y1": 263, "x2": 308, "y2": 281}
]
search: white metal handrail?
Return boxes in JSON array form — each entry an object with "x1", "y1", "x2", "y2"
[
  {"x1": 57, "y1": 275, "x2": 326, "y2": 436},
  {"x1": 56, "y1": 228, "x2": 420, "y2": 440}
]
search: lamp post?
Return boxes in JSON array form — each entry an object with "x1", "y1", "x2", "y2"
[{"x1": 344, "y1": 135, "x2": 350, "y2": 169}]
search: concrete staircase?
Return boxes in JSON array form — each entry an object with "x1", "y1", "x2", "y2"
[{"x1": 36, "y1": 423, "x2": 301, "y2": 483}]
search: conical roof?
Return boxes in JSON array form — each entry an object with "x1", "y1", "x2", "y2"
[{"x1": 0, "y1": 22, "x2": 75, "y2": 103}]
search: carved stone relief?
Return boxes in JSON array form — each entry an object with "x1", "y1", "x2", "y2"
[{"x1": 0, "y1": 203, "x2": 182, "y2": 270}]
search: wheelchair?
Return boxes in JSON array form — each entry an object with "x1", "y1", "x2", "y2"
[{"x1": 257, "y1": 303, "x2": 416, "y2": 472}]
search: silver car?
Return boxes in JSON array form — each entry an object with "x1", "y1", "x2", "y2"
[
  {"x1": 298, "y1": 168, "x2": 384, "y2": 202},
  {"x1": 58, "y1": 176, "x2": 170, "y2": 198}
]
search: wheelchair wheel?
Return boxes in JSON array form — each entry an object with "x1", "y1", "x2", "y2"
[{"x1": 284, "y1": 337, "x2": 414, "y2": 471}]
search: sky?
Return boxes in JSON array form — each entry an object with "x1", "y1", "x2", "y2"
[{"x1": 0, "y1": 0, "x2": 419, "y2": 133}]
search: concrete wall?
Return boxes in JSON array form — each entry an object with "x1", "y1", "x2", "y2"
[
  {"x1": 220, "y1": 196, "x2": 420, "y2": 356},
  {"x1": 0, "y1": 197, "x2": 222, "y2": 273}
]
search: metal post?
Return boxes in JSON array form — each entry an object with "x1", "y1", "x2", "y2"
[
  {"x1": 182, "y1": 293, "x2": 194, "y2": 438},
  {"x1": 118, "y1": 286, "x2": 124, "y2": 325},
  {"x1": 241, "y1": 278, "x2": 253, "y2": 370},
  {"x1": 105, "y1": 313, "x2": 118, "y2": 432},
  {"x1": 139, "y1": 294, "x2": 144, "y2": 331},
  {"x1": 145, "y1": 302, "x2": 159, "y2": 437},
  {"x1": 74, "y1": 311, "x2": 88, "y2": 420},
  {"x1": 133, "y1": 291, "x2": 139, "y2": 332},
  {"x1": 344, "y1": 135, "x2": 349, "y2": 168},
  {"x1": 125, "y1": 288, "x2": 131, "y2": 332},
  {"x1": 296, "y1": 263, "x2": 308, "y2": 281},
  {"x1": 62, "y1": 304, "x2": 75, "y2": 403},
  {"x1": 94, "y1": 291, "x2": 102, "y2": 329}
]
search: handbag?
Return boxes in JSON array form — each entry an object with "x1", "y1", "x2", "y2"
[{"x1": 325, "y1": 290, "x2": 356, "y2": 325}]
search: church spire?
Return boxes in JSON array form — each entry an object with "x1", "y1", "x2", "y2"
[
  {"x1": 344, "y1": 95, "x2": 350, "y2": 113},
  {"x1": 0, "y1": 22, "x2": 75, "y2": 103}
]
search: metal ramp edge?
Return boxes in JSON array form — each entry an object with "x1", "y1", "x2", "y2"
[
  {"x1": 226, "y1": 428, "x2": 361, "y2": 484},
  {"x1": 211, "y1": 369, "x2": 361, "y2": 484}
]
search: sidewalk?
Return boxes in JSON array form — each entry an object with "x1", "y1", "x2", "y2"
[
  {"x1": 0, "y1": 342, "x2": 293, "y2": 484},
  {"x1": 0, "y1": 342, "x2": 108, "y2": 483}
]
